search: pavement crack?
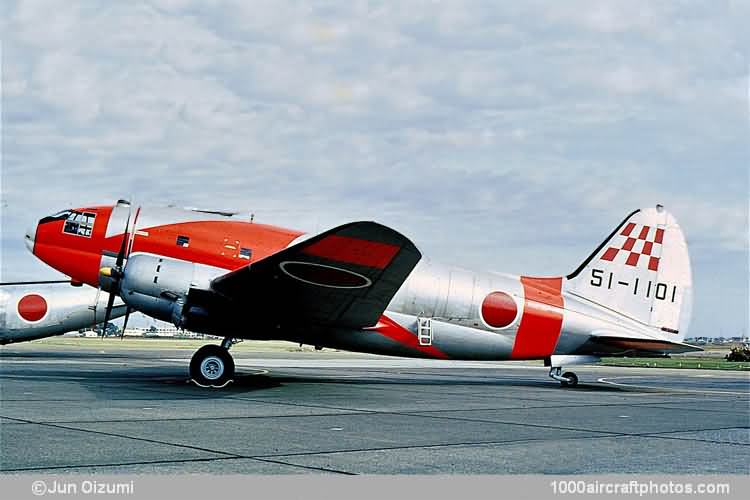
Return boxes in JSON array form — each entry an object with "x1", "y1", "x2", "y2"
[{"x1": 0, "y1": 415, "x2": 241, "y2": 458}]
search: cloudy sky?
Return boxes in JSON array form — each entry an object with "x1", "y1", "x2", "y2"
[{"x1": 2, "y1": 0, "x2": 748, "y2": 337}]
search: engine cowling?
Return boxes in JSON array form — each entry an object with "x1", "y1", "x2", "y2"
[{"x1": 119, "y1": 254, "x2": 225, "y2": 326}]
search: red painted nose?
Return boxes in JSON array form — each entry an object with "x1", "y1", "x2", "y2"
[{"x1": 28, "y1": 208, "x2": 106, "y2": 286}]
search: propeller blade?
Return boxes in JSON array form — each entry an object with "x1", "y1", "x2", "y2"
[
  {"x1": 102, "y1": 202, "x2": 132, "y2": 340},
  {"x1": 120, "y1": 307, "x2": 132, "y2": 340},
  {"x1": 101, "y1": 291, "x2": 117, "y2": 340},
  {"x1": 91, "y1": 286, "x2": 102, "y2": 332},
  {"x1": 115, "y1": 210, "x2": 132, "y2": 268}
]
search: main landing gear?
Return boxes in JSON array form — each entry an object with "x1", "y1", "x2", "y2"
[
  {"x1": 189, "y1": 337, "x2": 237, "y2": 387},
  {"x1": 549, "y1": 366, "x2": 578, "y2": 387}
]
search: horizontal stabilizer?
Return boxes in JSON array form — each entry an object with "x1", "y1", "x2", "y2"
[{"x1": 587, "y1": 335, "x2": 702, "y2": 356}]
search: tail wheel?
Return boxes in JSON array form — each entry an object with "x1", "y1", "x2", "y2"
[
  {"x1": 561, "y1": 371, "x2": 578, "y2": 387},
  {"x1": 190, "y1": 345, "x2": 235, "y2": 387}
]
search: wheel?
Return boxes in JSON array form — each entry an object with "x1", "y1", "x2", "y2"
[
  {"x1": 189, "y1": 345, "x2": 235, "y2": 387},
  {"x1": 561, "y1": 371, "x2": 578, "y2": 387}
]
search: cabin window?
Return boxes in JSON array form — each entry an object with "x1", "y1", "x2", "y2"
[
  {"x1": 176, "y1": 235, "x2": 190, "y2": 248},
  {"x1": 239, "y1": 247, "x2": 252, "y2": 260},
  {"x1": 62, "y1": 211, "x2": 95, "y2": 237}
]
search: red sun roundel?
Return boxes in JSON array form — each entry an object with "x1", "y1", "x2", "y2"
[
  {"x1": 481, "y1": 291, "x2": 518, "y2": 329},
  {"x1": 18, "y1": 294, "x2": 48, "y2": 322}
]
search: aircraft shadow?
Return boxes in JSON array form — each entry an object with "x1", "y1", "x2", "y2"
[{"x1": 1, "y1": 353, "x2": 629, "y2": 397}]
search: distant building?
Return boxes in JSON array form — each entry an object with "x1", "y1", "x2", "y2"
[
  {"x1": 121, "y1": 327, "x2": 208, "y2": 339},
  {"x1": 78, "y1": 325, "x2": 217, "y2": 340}
]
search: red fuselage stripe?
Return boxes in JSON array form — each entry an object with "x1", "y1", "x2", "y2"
[
  {"x1": 302, "y1": 235, "x2": 400, "y2": 269},
  {"x1": 118, "y1": 220, "x2": 302, "y2": 271},
  {"x1": 369, "y1": 315, "x2": 449, "y2": 359},
  {"x1": 511, "y1": 276, "x2": 564, "y2": 359}
]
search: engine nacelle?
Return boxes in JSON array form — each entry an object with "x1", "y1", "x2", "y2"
[{"x1": 119, "y1": 254, "x2": 225, "y2": 326}]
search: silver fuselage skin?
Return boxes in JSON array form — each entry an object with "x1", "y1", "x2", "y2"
[
  {"x1": 316, "y1": 259, "x2": 665, "y2": 360},
  {"x1": 0, "y1": 283, "x2": 126, "y2": 344}
]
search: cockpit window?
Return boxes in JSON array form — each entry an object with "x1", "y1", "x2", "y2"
[
  {"x1": 38, "y1": 210, "x2": 72, "y2": 225},
  {"x1": 62, "y1": 211, "x2": 96, "y2": 237}
]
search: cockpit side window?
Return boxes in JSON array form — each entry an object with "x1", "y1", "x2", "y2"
[{"x1": 62, "y1": 211, "x2": 96, "y2": 237}]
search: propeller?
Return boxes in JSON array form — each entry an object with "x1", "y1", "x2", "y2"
[
  {"x1": 120, "y1": 307, "x2": 132, "y2": 340},
  {"x1": 97, "y1": 203, "x2": 132, "y2": 339}
]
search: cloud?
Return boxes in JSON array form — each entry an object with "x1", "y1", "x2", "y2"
[{"x1": 1, "y1": 0, "x2": 747, "y2": 336}]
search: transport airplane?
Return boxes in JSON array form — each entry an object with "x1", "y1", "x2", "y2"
[
  {"x1": 25, "y1": 200, "x2": 697, "y2": 386},
  {"x1": 0, "y1": 281, "x2": 126, "y2": 345}
]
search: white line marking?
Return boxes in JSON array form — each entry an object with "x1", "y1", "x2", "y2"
[
  {"x1": 0, "y1": 360, "x2": 127, "y2": 365},
  {"x1": 597, "y1": 377, "x2": 749, "y2": 396}
]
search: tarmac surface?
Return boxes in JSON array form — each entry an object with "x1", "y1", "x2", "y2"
[{"x1": 1, "y1": 343, "x2": 748, "y2": 474}]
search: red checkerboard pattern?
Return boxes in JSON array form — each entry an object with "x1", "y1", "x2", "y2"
[{"x1": 600, "y1": 222, "x2": 664, "y2": 271}]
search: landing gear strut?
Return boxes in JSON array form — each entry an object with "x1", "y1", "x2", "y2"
[
  {"x1": 189, "y1": 338, "x2": 236, "y2": 387},
  {"x1": 549, "y1": 367, "x2": 578, "y2": 387}
]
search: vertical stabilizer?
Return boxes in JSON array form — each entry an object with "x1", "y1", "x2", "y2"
[{"x1": 566, "y1": 206, "x2": 693, "y2": 340}]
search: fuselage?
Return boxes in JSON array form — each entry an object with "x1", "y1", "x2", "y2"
[
  {"x1": 26, "y1": 203, "x2": 665, "y2": 360},
  {"x1": 0, "y1": 282, "x2": 126, "y2": 344}
]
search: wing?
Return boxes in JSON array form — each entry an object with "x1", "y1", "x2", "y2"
[{"x1": 210, "y1": 221, "x2": 421, "y2": 329}]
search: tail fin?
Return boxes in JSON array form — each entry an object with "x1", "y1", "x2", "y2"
[{"x1": 565, "y1": 205, "x2": 693, "y2": 340}]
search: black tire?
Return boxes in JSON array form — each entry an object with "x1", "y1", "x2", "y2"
[
  {"x1": 561, "y1": 371, "x2": 578, "y2": 387},
  {"x1": 189, "y1": 345, "x2": 235, "y2": 387}
]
